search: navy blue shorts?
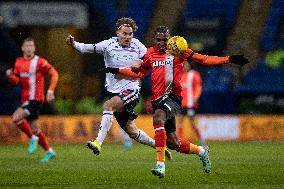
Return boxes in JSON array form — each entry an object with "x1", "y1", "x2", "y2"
[
  {"x1": 108, "y1": 88, "x2": 140, "y2": 128},
  {"x1": 151, "y1": 94, "x2": 182, "y2": 134},
  {"x1": 21, "y1": 100, "x2": 42, "y2": 121}
]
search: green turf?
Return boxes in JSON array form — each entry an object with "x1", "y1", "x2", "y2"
[{"x1": 0, "y1": 141, "x2": 284, "y2": 188}]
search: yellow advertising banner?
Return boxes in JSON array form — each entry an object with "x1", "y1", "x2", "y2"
[
  {"x1": 1, "y1": 115, "x2": 284, "y2": 144},
  {"x1": 239, "y1": 115, "x2": 284, "y2": 140},
  {"x1": 0, "y1": 115, "x2": 198, "y2": 144}
]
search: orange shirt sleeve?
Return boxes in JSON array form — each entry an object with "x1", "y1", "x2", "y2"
[
  {"x1": 118, "y1": 68, "x2": 147, "y2": 78},
  {"x1": 8, "y1": 60, "x2": 20, "y2": 85},
  {"x1": 8, "y1": 74, "x2": 19, "y2": 85},
  {"x1": 47, "y1": 67, "x2": 59, "y2": 92},
  {"x1": 192, "y1": 53, "x2": 229, "y2": 65}
]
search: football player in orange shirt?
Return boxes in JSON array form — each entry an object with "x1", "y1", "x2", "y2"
[
  {"x1": 177, "y1": 61, "x2": 204, "y2": 144},
  {"x1": 6, "y1": 38, "x2": 58, "y2": 163}
]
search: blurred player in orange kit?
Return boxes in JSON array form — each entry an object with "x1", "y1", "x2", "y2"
[
  {"x1": 6, "y1": 37, "x2": 58, "y2": 163},
  {"x1": 177, "y1": 61, "x2": 204, "y2": 144}
]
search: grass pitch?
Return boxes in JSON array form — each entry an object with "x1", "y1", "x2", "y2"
[{"x1": 0, "y1": 141, "x2": 284, "y2": 188}]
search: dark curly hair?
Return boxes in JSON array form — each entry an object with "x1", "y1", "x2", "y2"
[
  {"x1": 116, "y1": 17, "x2": 138, "y2": 32},
  {"x1": 155, "y1": 26, "x2": 170, "y2": 35}
]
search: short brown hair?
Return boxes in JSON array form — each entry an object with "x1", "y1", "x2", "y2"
[
  {"x1": 116, "y1": 17, "x2": 138, "y2": 32},
  {"x1": 22, "y1": 37, "x2": 35, "y2": 45}
]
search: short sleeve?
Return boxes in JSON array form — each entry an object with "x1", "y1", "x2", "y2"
[{"x1": 13, "y1": 59, "x2": 20, "y2": 76}]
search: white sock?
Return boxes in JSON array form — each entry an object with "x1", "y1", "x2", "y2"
[
  {"x1": 96, "y1": 111, "x2": 113, "y2": 144},
  {"x1": 198, "y1": 146, "x2": 205, "y2": 156},
  {"x1": 135, "y1": 129, "x2": 155, "y2": 148},
  {"x1": 157, "y1": 161, "x2": 165, "y2": 166},
  {"x1": 31, "y1": 135, "x2": 39, "y2": 141}
]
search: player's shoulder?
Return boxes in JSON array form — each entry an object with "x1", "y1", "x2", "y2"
[
  {"x1": 102, "y1": 37, "x2": 119, "y2": 47},
  {"x1": 15, "y1": 57, "x2": 24, "y2": 63},
  {"x1": 131, "y1": 38, "x2": 146, "y2": 48},
  {"x1": 37, "y1": 56, "x2": 47, "y2": 62},
  {"x1": 146, "y1": 46, "x2": 156, "y2": 55},
  {"x1": 36, "y1": 56, "x2": 48, "y2": 64}
]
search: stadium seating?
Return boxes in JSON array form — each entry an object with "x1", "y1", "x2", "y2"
[
  {"x1": 184, "y1": 0, "x2": 241, "y2": 32},
  {"x1": 93, "y1": 0, "x2": 155, "y2": 41},
  {"x1": 202, "y1": 67, "x2": 234, "y2": 93},
  {"x1": 236, "y1": 60, "x2": 284, "y2": 95},
  {"x1": 199, "y1": 67, "x2": 236, "y2": 113},
  {"x1": 261, "y1": 0, "x2": 284, "y2": 51}
]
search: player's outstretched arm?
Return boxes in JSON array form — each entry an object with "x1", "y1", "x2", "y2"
[
  {"x1": 66, "y1": 34, "x2": 94, "y2": 54},
  {"x1": 184, "y1": 49, "x2": 249, "y2": 66},
  {"x1": 6, "y1": 69, "x2": 19, "y2": 85}
]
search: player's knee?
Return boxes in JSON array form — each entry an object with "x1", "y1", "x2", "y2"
[
  {"x1": 124, "y1": 122, "x2": 138, "y2": 139},
  {"x1": 166, "y1": 139, "x2": 179, "y2": 150},
  {"x1": 12, "y1": 115, "x2": 21, "y2": 124},
  {"x1": 102, "y1": 101, "x2": 113, "y2": 111},
  {"x1": 153, "y1": 110, "x2": 166, "y2": 125}
]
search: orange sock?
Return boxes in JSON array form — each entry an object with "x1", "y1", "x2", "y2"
[
  {"x1": 156, "y1": 147, "x2": 166, "y2": 162},
  {"x1": 189, "y1": 143, "x2": 200, "y2": 155},
  {"x1": 154, "y1": 124, "x2": 167, "y2": 162}
]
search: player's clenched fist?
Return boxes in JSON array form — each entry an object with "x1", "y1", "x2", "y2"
[
  {"x1": 131, "y1": 60, "x2": 143, "y2": 73},
  {"x1": 6, "y1": 69, "x2": 13, "y2": 78},
  {"x1": 66, "y1": 34, "x2": 75, "y2": 46}
]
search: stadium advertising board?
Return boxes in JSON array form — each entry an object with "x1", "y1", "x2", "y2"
[
  {"x1": 196, "y1": 116, "x2": 240, "y2": 140},
  {"x1": 0, "y1": 2, "x2": 88, "y2": 28},
  {"x1": 239, "y1": 115, "x2": 284, "y2": 140},
  {"x1": 1, "y1": 115, "x2": 284, "y2": 144}
]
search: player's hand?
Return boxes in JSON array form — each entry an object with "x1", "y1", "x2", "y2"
[
  {"x1": 229, "y1": 55, "x2": 249, "y2": 66},
  {"x1": 66, "y1": 34, "x2": 75, "y2": 46},
  {"x1": 131, "y1": 60, "x2": 143, "y2": 73},
  {"x1": 46, "y1": 90, "x2": 55, "y2": 103},
  {"x1": 6, "y1": 69, "x2": 13, "y2": 78}
]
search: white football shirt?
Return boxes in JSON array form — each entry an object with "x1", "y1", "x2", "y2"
[{"x1": 74, "y1": 37, "x2": 147, "y2": 93}]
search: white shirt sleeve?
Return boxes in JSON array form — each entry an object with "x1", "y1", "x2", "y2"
[
  {"x1": 94, "y1": 39, "x2": 110, "y2": 54},
  {"x1": 73, "y1": 41, "x2": 95, "y2": 53}
]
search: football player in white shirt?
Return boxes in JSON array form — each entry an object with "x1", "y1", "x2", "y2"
[{"x1": 66, "y1": 17, "x2": 172, "y2": 159}]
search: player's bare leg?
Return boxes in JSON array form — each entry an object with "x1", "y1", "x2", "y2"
[
  {"x1": 124, "y1": 121, "x2": 172, "y2": 160},
  {"x1": 29, "y1": 120, "x2": 55, "y2": 163},
  {"x1": 12, "y1": 108, "x2": 38, "y2": 154},
  {"x1": 167, "y1": 132, "x2": 211, "y2": 173}
]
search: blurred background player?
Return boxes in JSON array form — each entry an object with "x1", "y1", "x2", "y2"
[
  {"x1": 120, "y1": 128, "x2": 133, "y2": 149},
  {"x1": 66, "y1": 17, "x2": 172, "y2": 159},
  {"x1": 177, "y1": 61, "x2": 204, "y2": 145},
  {"x1": 107, "y1": 25, "x2": 248, "y2": 178},
  {"x1": 6, "y1": 37, "x2": 58, "y2": 163}
]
